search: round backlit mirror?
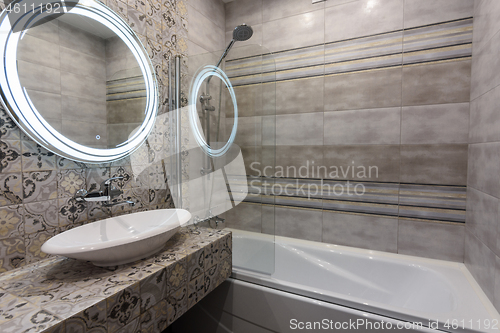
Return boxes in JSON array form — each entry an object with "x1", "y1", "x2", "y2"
[{"x1": 0, "y1": 0, "x2": 158, "y2": 163}]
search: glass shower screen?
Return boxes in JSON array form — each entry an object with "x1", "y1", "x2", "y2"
[{"x1": 182, "y1": 44, "x2": 277, "y2": 276}]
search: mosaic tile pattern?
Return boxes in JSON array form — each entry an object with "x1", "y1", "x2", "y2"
[{"x1": 0, "y1": 227, "x2": 231, "y2": 332}]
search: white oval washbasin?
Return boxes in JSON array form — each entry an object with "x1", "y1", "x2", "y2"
[{"x1": 41, "y1": 209, "x2": 191, "y2": 266}]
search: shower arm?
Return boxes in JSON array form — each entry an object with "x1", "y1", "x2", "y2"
[{"x1": 206, "y1": 39, "x2": 236, "y2": 89}]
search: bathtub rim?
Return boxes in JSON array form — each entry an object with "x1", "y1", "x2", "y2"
[{"x1": 228, "y1": 228, "x2": 500, "y2": 333}]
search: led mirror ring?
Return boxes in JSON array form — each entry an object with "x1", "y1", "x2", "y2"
[
  {"x1": 0, "y1": 0, "x2": 158, "y2": 163},
  {"x1": 189, "y1": 65, "x2": 238, "y2": 158}
]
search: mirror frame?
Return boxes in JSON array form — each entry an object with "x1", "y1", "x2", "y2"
[{"x1": 0, "y1": 0, "x2": 158, "y2": 163}]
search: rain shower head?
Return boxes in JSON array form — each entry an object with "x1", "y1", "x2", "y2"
[
  {"x1": 213, "y1": 24, "x2": 254, "y2": 69},
  {"x1": 233, "y1": 24, "x2": 253, "y2": 41}
]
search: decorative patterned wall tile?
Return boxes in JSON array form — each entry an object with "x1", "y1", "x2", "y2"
[
  {"x1": 21, "y1": 140, "x2": 56, "y2": 172},
  {"x1": 23, "y1": 171, "x2": 57, "y2": 203},
  {"x1": 186, "y1": 248, "x2": 204, "y2": 281},
  {"x1": 24, "y1": 200, "x2": 58, "y2": 234},
  {"x1": 110, "y1": 166, "x2": 142, "y2": 189},
  {"x1": 64, "y1": 299, "x2": 107, "y2": 333},
  {"x1": 0, "y1": 173, "x2": 22, "y2": 207},
  {"x1": 58, "y1": 197, "x2": 88, "y2": 227},
  {"x1": 0, "y1": 228, "x2": 231, "y2": 330},
  {"x1": 107, "y1": 0, "x2": 128, "y2": 21},
  {"x1": 128, "y1": 0, "x2": 146, "y2": 13},
  {"x1": 24, "y1": 227, "x2": 57, "y2": 264},
  {"x1": 0, "y1": 292, "x2": 38, "y2": 325},
  {"x1": 0, "y1": 237, "x2": 24, "y2": 272},
  {"x1": 187, "y1": 273, "x2": 204, "y2": 309},
  {"x1": 43, "y1": 321, "x2": 65, "y2": 333},
  {"x1": 140, "y1": 267, "x2": 167, "y2": 312},
  {"x1": 128, "y1": 5, "x2": 147, "y2": 36},
  {"x1": 88, "y1": 202, "x2": 112, "y2": 221},
  {"x1": 40, "y1": 289, "x2": 104, "y2": 318},
  {"x1": 146, "y1": 0, "x2": 161, "y2": 22},
  {"x1": 0, "y1": 205, "x2": 23, "y2": 239},
  {"x1": 118, "y1": 316, "x2": 141, "y2": 333},
  {"x1": 106, "y1": 282, "x2": 141, "y2": 333},
  {"x1": 0, "y1": 308, "x2": 61, "y2": 333},
  {"x1": 0, "y1": 108, "x2": 19, "y2": 141},
  {"x1": 55, "y1": 157, "x2": 87, "y2": 170},
  {"x1": 167, "y1": 258, "x2": 186, "y2": 292},
  {"x1": 58, "y1": 169, "x2": 86, "y2": 198},
  {"x1": 85, "y1": 167, "x2": 110, "y2": 193},
  {"x1": 117, "y1": 261, "x2": 164, "y2": 281},
  {"x1": 139, "y1": 299, "x2": 168, "y2": 333},
  {"x1": 0, "y1": 140, "x2": 21, "y2": 173},
  {"x1": 166, "y1": 285, "x2": 187, "y2": 324}
]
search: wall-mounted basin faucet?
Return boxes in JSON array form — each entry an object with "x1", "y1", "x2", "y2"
[{"x1": 75, "y1": 176, "x2": 135, "y2": 207}]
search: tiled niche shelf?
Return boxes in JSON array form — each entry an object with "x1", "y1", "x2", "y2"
[{"x1": 0, "y1": 227, "x2": 232, "y2": 333}]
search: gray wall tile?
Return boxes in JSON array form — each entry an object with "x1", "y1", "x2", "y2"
[
  {"x1": 187, "y1": 40, "x2": 210, "y2": 57},
  {"x1": 402, "y1": 60, "x2": 471, "y2": 106},
  {"x1": 218, "y1": 0, "x2": 475, "y2": 265},
  {"x1": 275, "y1": 77, "x2": 324, "y2": 115},
  {"x1": 263, "y1": 10, "x2": 324, "y2": 53},
  {"x1": 225, "y1": 202, "x2": 262, "y2": 233},
  {"x1": 60, "y1": 72, "x2": 106, "y2": 101},
  {"x1": 189, "y1": 0, "x2": 225, "y2": 30},
  {"x1": 324, "y1": 108, "x2": 401, "y2": 145},
  {"x1": 323, "y1": 211, "x2": 398, "y2": 252},
  {"x1": 398, "y1": 219, "x2": 464, "y2": 262},
  {"x1": 468, "y1": 143, "x2": 500, "y2": 198},
  {"x1": 225, "y1": 24, "x2": 263, "y2": 50},
  {"x1": 275, "y1": 145, "x2": 324, "y2": 179},
  {"x1": 26, "y1": 20, "x2": 59, "y2": 44},
  {"x1": 107, "y1": 99, "x2": 146, "y2": 124},
  {"x1": 324, "y1": 67, "x2": 402, "y2": 111},
  {"x1": 276, "y1": 112, "x2": 323, "y2": 146},
  {"x1": 401, "y1": 103, "x2": 469, "y2": 144},
  {"x1": 261, "y1": 116, "x2": 276, "y2": 146},
  {"x1": 465, "y1": 231, "x2": 496, "y2": 303},
  {"x1": 26, "y1": 90, "x2": 62, "y2": 120},
  {"x1": 60, "y1": 120, "x2": 108, "y2": 148},
  {"x1": 404, "y1": 0, "x2": 474, "y2": 29},
  {"x1": 495, "y1": 257, "x2": 500, "y2": 311},
  {"x1": 60, "y1": 46, "x2": 106, "y2": 80},
  {"x1": 18, "y1": 34, "x2": 60, "y2": 70},
  {"x1": 261, "y1": 204, "x2": 275, "y2": 235},
  {"x1": 275, "y1": 206, "x2": 323, "y2": 242},
  {"x1": 323, "y1": 145, "x2": 400, "y2": 182},
  {"x1": 188, "y1": 5, "x2": 225, "y2": 53},
  {"x1": 470, "y1": 85, "x2": 500, "y2": 143},
  {"x1": 262, "y1": 0, "x2": 324, "y2": 23},
  {"x1": 466, "y1": 187, "x2": 499, "y2": 254},
  {"x1": 400, "y1": 144, "x2": 468, "y2": 185},
  {"x1": 229, "y1": 84, "x2": 263, "y2": 117},
  {"x1": 225, "y1": 0, "x2": 262, "y2": 31},
  {"x1": 58, "y1": 21, "x2": 106, "y2": 58},
  {"x1": 472, "y1": 0, "x2": 500, "y2": 53},
  {"x1": 18, "y1": 60, "x2": 61, "y2": 95},
  {"x1": 325, "y1": 0, "x2": 403, "y2": 43},
  {"x1": 325, "y1": 0, "x2": 359, "y2": 7},
  {"x1": 471, "y1": 30, "x2": 500, "y2": 100},
  {"x1": 231, "y1": 116, "x2": 262, "y2": 147}
]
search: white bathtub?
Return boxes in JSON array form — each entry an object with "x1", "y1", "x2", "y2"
[{"x1": 172, "y1": 229, "x2": 500, "y2": 333}]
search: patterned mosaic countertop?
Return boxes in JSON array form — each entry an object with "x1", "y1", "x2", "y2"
[{"x1": 0, "y1": 227, "x2": 232, "y2": 333}]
